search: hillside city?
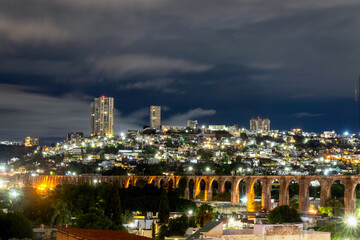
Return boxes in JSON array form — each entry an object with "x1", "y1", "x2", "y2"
[{"x1": 0, "y1": 97, "x2": 359, "y2": 239}]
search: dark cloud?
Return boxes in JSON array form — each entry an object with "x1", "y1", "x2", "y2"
[{"x1": 0, "y1": 0, "x2": 360, "y2": 141}]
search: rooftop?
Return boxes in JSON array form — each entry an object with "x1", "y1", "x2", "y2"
[{"x1": 57, "y1": 227, "x2": 153, "y2": 240}]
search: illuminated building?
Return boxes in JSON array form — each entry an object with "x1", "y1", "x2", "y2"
[
  {"x1": 90, "y1": 96, "x2": 114, "y2": 137},
  {"x1": 66, "y1": 132, "x2": 84, "y2": 142},
  {"x1": 187, "y1": 120, "x2": 198, "y2": 129},
  {"x1": 150, "y1": 106, "x2": 161, "y2": 129},
  {"x1": 24, "y1": 136, "x2": 39, "y2": 147},
  {"x1": 250, "y1": 117, "x2": 270, "y2": 132}
]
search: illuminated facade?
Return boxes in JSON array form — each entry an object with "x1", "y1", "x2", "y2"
[
  {"x1": 90, "y1": 96, "x2": 114, "y2": 137},
  {"x1": 250, "y1": 117, "x2": 270, "y2": 132},
  {"x1": 187, "y1": 120, "x2": 198, "y2": 129},
  {"x1": 24, "y1": 136, "x2": 39, "y2": 147},
  {"x1": 150, "y1": 106, "x2": 161, "y2": 129}
]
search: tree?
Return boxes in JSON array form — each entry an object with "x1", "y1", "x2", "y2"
[
  {"x1": 0, "y1": 211, "x2": 33, "y2": 239},
  {"x1": 167, "y1": 214, "x2": 189, "y2": 236},
  {"x1": 197, "y1": 203, "x2": 213, "y2": 227},
  {"x1": 157, "y1": 224, "x2": 169, "y2": 240},
  {"x1": 267, "y1": 205, "x2": 302, "y2": 224},
  {"x1": 77, "y1": 207, "x2": 112, "y2": 230},
  {"x1": 49, "y1": 199, "x2": 71, "y2": 227},
  {"x1": 158, "y1": 189, "x2": 170, "y2": 223},
  {"x1": 105, "y1": 185, "x2": 122, "y2": 229}
]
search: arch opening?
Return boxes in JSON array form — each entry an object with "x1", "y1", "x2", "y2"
[
  {"x1": 309, "y1": 180, "x2": 321, "y2": 212},
  {"x1": 238, "y1": 179, "x2": 246, "y2": 206},
  {"x1": 270, "y1": 179, "x2": 280, "y2": 209},
  {"x1": 196, "y1": 179, "x2": 206, "y2": 200},
  {"x1": 211, "y1": 180, "x2": 218, "y2": 197},
  {"x1": 168, "y1": 179, "x2": 174, "y2": 190},
  {"x1": 248, "y1": 179, "x2": 263, "y2": 212},
  {"x1": 288, "y1": 179, "x2": 299, "y2": 209},
  {"x1": 189, "y1": 179, "x2": 195, "y2": 199},
  {"x1": 326, "y1": 180, "x2": 344, "y2": 216}
]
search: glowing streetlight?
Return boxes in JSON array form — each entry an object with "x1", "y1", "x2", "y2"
[
  {"x1": 188, "y1": 210, "x2": 193, "y2": 215},
  {"x1": 241, "y1": 196, "x2": 248, "y2": 203},
  {"x1": 9, "y1": 189, "x2": 20, "y2": 199},
  {"x1": 345, "y1": 215, "x2": 358, "y2": 228},
  {"x1": 188, "y1": 166, "x2": 193, "y2": 171},
  {"x1": 206, "y1": 167, "x2": 211, "y2": 172}
]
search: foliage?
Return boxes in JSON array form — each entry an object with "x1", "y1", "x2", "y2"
[
  {"x1": 319, "y1": 206, "x2": 333, "y2": 217},
  {"x1": 49, "y1": 199, "x2": 71, "y2": 227},
  {"x1": 188, "y1": 216, "x2": 197, "y2": 227},
  {"x1": 267, "y1": 205, "x2": 302, "y2": 224},
  {"x1": 195, "y1": 190, "x2": 205, "y2": 201},
  {"x1": 167, "y1": 214, "x2": 189, "y2": 236},
  {"x1": 8, "y1": 183, "x2": 195, "y2": 229},
  {"x1": 157, "y1": 224, "x2": 168, "y2": 240},
  {"x1": 322, "y1": 198, "x2": 344, "y2": 216},
  {"x1": 158, "y1": 189, "x2": 170, "y2": 223},
  {"x1": 211, "y1": 192, "x2": 231, "y2": 201},
  {"x1": 76, "y1": 207, "x2": 112, "y2": 230},
  {"x1": 102, "y1": 166, "x2": 127, "y2": 175},
  {"x1": 319, "y1": 222, "x2": 360, "y2": 240},
  {"x1": 105, "y1": 185, "x2": 122, "y2": 229},
  {"x1": 289, "y1": 199, "x2": 299, "y2": 210},
  {"x1": 197, "y1": 203, "x2": 213, "y2": 227},
  {"x1": 0, "y1": 211, "x2": 34, "y2": 240}
]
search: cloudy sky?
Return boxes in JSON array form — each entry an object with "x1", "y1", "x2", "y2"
[{"x1": 0, "y1": 0, "x2": 360, "y2": 143}]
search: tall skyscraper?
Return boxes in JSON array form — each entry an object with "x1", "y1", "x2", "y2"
[
  {"x1": 24, "y1": 136, "x2": 39, "y2": 147},
  {"x1": 91, "y1": 96, "x2": 114, "y2": 137},
  {"x1": 150, "y1": 106, "x2": 161, "y2": 129},
  {"x1": 250, "y1": 117, "x2": 270, "y2": 132}
]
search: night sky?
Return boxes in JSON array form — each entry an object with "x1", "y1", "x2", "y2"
[{"x1": 1, "y1": 0, "x2": 360, "y2": 143}]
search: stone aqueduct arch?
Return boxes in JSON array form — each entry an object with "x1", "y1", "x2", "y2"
[{"x1": 30, "y1": 175, "x2": 360, "y2": 213}]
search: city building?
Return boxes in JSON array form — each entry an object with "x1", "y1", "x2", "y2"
[
  {"x1": 150, "y1": 106, "x2": 161, "y2": 129},
  {"x1": 185, "y1": 222, "x2": 330, "y2": 240},
  {"x1": 209, "y1": 125, "x2": 228, "y2": 131},
  {"x1": 249, "y1": 117, "x2": 270, "y2": 132},
  {"x1": 90, "y1": 96, "x2": 114, "y2": 137},
  {"x1": 187, "y1": 120, "x2": 198, "y2": 129},
  {"x1": 24, "y1": 136, "x2": 39, "y2": 147},
  {"x1": 66, "y1": 132, "x2": 84, "y2": 142},
  {"x1": 162, "y1": 125, "x2": 186, "y2": 132}
]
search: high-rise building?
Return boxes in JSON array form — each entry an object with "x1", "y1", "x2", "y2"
[
  {"x1": 24, "y1": 136, "x2": 39, "y2": 147},
  {"x1": 66, "y1": 132, "x2": 84, "y2": 142},
  {"x1": 250, "y1": 117, "x2": 270, "y2": 132},
  {"x1": 91, "y1": 96, "x2": 114, "y2": 137},
  {"x1": 187, "y1": 120, "x2": 198, "y2": 129},
  {"x1": 150, "y1": 106, "x2": 161, "y2": 129}
]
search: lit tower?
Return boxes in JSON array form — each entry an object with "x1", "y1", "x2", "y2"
[
  {"x1": 90, "y1": 96, "x2": 114, "y2": 137},
  {"x1": 150, "y1": 106, "x2": 161, "y2": 129}
]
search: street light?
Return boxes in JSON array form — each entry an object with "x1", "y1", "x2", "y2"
[
  {"x1": 188, "y1": 210, "x2": 193, "y2": 215},
  {"x1": 344, "y1": 215, "x2": 357, "y2": 228}
]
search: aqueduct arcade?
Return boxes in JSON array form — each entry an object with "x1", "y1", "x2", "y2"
[{"x1": 30, "y1": 175, "x2": 360, "y2": 213}]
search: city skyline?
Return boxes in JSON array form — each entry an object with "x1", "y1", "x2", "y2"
[{"x1": 1, "y1": 0, "x2": 360, "y2": 141}]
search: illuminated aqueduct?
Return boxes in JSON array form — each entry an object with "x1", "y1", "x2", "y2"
[{"x1": 30, "y1": 175, "x2": 360, "y2": 213}]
